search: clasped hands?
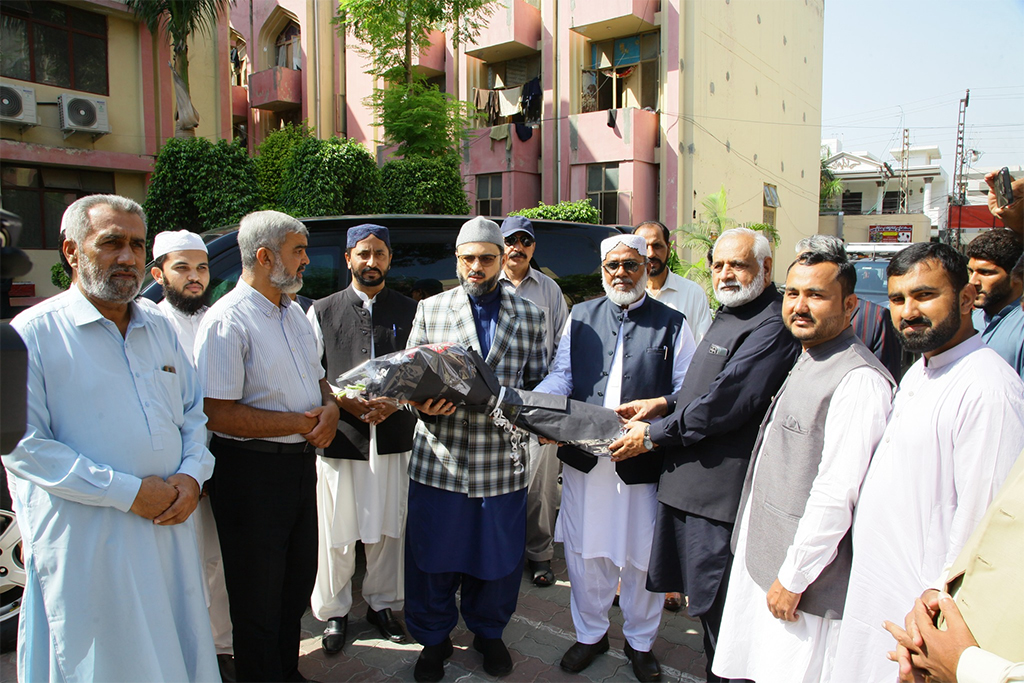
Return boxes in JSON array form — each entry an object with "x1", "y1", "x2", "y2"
[
  {"x1": 337, "y1": 394, "x2": 401, "y2": 425},
  {"x1": 884, "y1": 590, "x2": 977, "y2": 683},
  {"x1": 130, "y1": 473, "x2": 201, "y2": 525},
  {"x1": 606, "y1": 396, "x2": 669, "y2": 462}
]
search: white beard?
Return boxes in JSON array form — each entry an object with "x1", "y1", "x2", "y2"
[{"x1": 603, "y1": 270, "x2": 648, "y2": 307}]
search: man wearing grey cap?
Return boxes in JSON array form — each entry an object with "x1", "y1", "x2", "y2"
[
  {"x1": 403, "y1": 216, "x2": 547, "y2": 682},
  {"x1": 497, "y1": 215, "x2": 569, "y2": 588},
  {"x1": 306, "y1": 225, "x2": 418, "y2": 652}
]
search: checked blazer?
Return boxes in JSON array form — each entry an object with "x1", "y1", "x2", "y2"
[{"x1": 406, "y1": 285, "x2": 547, "y2": 498}]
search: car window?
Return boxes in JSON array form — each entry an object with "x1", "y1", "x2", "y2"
[
  {"x1": 853, "y1": 261, "x2": 889, "y2": 304},
  {"x1": 205, "y1": 244, "x2": 343, "y2": 305}
]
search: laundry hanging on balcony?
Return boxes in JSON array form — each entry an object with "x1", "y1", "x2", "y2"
[{"x1": 498, "y1": 86, "x2": 523, "y2": 117}]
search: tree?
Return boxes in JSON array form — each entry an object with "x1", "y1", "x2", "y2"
[
  {"x1": 278, "y1": 137, "x2": 383, "y2": 217},
  {"x1": 337, "y1": 0, "x2": 443, "y2": 85},
  {"x1": 125, "y1": 0, "x2": 234, "y2": 137},
  {"x1": 380, "y1": 156, "x2": 470, "y2": 214},
  {"x1": 144, "y1": 137, "x2": 258, "y2": 242},
  {"x1": 373, "y1": 78, "x2": 476, "y2": 158},
  {"x1": 820, "y1": 156, "x2": 843, "y2": 212}
]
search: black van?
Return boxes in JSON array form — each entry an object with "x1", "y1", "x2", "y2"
[{"x1": 140, "y1": 214, "x2": 621, "y2": 305}]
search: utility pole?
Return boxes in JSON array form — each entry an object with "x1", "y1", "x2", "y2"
[
  {"x1": 949, "y1": 89, "x2": 970, "y2": 249},
  {"x1": 898, "y1": 128, "x2": 910, "y2": 214}
]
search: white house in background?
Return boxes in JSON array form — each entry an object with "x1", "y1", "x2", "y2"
[{"x1": 820, "y1": 140, "x2": 949, "y2": 238}]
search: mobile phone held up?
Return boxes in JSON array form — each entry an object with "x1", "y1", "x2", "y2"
[{"x1": 993, "y1": 167, "x2": 1014, "y2": 209}]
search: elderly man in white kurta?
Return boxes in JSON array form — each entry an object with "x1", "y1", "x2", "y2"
[
  {"x1": 535, "y1": 235, "x2": 696, "y2": 682},
  {"x1": 4, "y1": 194, "x2": 218, "y2": 682},
  {"x1": 831, "y1": 242, "x2": 1024, "y2": 683},
  {"x1": 712, "y1": 249, "x2": 895, "y2": 683}
]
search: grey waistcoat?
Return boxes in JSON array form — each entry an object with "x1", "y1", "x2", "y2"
[{"x1": 737, "y1": 326, "x2": 894, "y2": 618}]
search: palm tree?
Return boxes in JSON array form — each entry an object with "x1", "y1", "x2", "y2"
[
  {"x1": 820, "y1": 156, "x2": 843, "y2": 212},
  {"x1": 126, "y1": 0, "x2": 234, "y2": 137}
]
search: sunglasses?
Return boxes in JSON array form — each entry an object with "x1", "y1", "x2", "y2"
[
  {"x1": 504, "y1": 234, "x2": 535, "y2": 248},
  {"x1": 456, "y1": 253, "x2": 500, "y2": 267},
  {"x1": 602, "y1": 260, "x2": 643, "y2": 274}
]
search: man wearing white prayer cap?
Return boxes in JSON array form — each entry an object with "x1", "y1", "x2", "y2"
[
  {"x1": 150, "y1": 229, "x2": 236, "y2": 681},
  {"x1": 534, "y1": 233, "x2": 697, "y2": 681},
  {"x1": 151, "y1": 230, "x2": 210, "y2": 363}
]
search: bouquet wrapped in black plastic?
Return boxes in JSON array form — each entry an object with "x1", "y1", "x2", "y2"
[{"x1": 335, "y1": 343, "x2": 626, "y2": 457}]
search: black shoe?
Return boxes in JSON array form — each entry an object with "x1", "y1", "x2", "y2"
[
  {"x1": 414, "y1": 638, "x2": 453, "y2": 683},
  {"x1": 624, "y1": 642, "x2": 661, "y2": 682},
  {"x1": 559, "y1": 633, "x2": 610, "y2": 673},
  {"x1": 366, "y1": 606, "x2": 409, "y2": 643},
  {"x1": 472, "y1": 634, "x2": 513, "y2": 677},
  {"x1": 217, "y1": 654, "x2": 236, "y2": 683},
  {"x1": 321, "y1": 615, "x2": 347, "y2": 655},
  {"x1": 529, "y1": 559, "x2": 555, "y2": 587}
]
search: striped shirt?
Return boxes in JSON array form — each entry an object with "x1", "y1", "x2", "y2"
[{"x1": 195, "y1": 279, "x2": 324, "y2": 444}]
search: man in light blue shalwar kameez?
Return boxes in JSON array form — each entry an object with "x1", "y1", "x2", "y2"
[{"x1": 3, "y1": 194, "x2": 219, "y2": 682}]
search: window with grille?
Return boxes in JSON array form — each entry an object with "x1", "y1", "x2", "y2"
[
  {"x1": 1, "y1": 1, "x2": 108, "y2": 95},
  {"x1": 882, "y1": 191, "x2": 900, "y2": 214},
  {"x1": 763, "y1": 184, "x2": 780, "y2": 226},
  {"x1": 587, "y1": 163, "x2": 619, "y2": 225},
  {"x1": 276, "y1": 22, "x2": 301, "y2": 70},
  {"x1": 841, "y1": 192, "x2": 863, "y2": 215},
  {"x1": 1, "y1": 165, "x2": 115, "y2": 249},
  {"x1": 477, "y1": 174, "x2": 502, "y2": 217}
]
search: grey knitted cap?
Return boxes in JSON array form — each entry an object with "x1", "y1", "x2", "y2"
[{"x1": 456, "y1": 216, "x2": 504, "y2": 250}]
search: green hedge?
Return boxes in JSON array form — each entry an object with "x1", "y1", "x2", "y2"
[
  {"x1": 380, "y1": 155, "x2": 470, "y2": 214},
  {"x1": 143, "y1": 137, "x2": 258, "y2": 243},
  {"x1": 253, "y1": 122, "x2": 314, "y2": 210},
  {"x1": 509, "y1": 198, "x2": 599, "y2": 224},
  {"x1": 278, "y1": 137, "x2": 383, "y2": 217}
]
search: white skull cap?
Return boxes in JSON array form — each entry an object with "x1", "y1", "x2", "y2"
[
  {"x1": 152, "y1": 230, "x2": 207, "y2": 259},
  {"x1": 600, "y1": 234, "x2": 646, "y2": 260}
]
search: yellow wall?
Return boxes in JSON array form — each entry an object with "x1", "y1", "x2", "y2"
[
  {"x1": 817, "y1": 213, "x2": 932, "y2": 246},
  {"x1": 679, "y1": 0, "x2": 824, "y2": 283}
]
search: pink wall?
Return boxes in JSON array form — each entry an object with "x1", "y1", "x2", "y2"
[
  {"x1": 569, "y1": 0, "x2": 657, "y2": 32},
  {"x1": 467, "y1": 0, "x2": 541, "y2": 58},
  {"x1": 568, "y1": 108, "x2": 659, "y2": 165},
  {"x1": 464, "y1": 125, "x2": 541, "y2": 176}
]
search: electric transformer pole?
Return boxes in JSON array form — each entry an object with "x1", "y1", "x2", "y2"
[
  {"x1": 949, "y1": 89, "x2": 970, "y2": 249},
  {"x1": 898, "y1": 128, "x2": 910, "y2": 214}
]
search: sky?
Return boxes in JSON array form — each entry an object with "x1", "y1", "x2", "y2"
[{"x1": 821, "y1": 0, "x2": 1024, "y2": 180}]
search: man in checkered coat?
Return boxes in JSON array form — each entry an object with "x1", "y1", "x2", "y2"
[{"x1": 404, "y1": 217, "x2": 548, "y2": 682}]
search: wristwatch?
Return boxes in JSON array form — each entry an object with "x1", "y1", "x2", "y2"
[{"x1": 642, "y1": 424, "x2": 654, "y2": 451}]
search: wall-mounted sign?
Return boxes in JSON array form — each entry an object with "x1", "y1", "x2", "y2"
[{"x1": 869, "y1": 225, "x2": 913, "y2": 243}]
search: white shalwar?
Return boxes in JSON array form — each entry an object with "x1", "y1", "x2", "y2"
[
  {"x1": 536, "y1": 296, "x2": 695, "y2": 649},
  {"x1": 308, "y1": 294, "x2": 410, "y2": 620},
  {"x1": 712, "y1": 368, "x2": 893, "y2": 683},
  {"x1": 831, "y1": 336, "x2": 1024, "y2": 683}
]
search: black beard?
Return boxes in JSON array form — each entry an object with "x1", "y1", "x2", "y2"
[
  {"x1": 459, "y1": 270, "x2": 499, "y2": 297},
  {"x1": 896, "y1": 306, "x2": 962, "y2": 353},
  {"x1": 163, "y1": 283, "x2": 209, "y2": 315},
  {"x1": 649, "y1": 259, "x2": 666, "y2": 277},
  {"x1": 353, "y1": 266, "x2": 387, "y2": 288}
]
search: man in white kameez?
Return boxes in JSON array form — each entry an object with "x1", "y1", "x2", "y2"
[
  {"x1": 831, "y1": 242, "x2": 1024, "y2": 683},
  {"x1": 4, "y1": 194, "x2": 219, "y2": 682},
  {"x1": 712, "y1": 246, "x2": 894, "y2": 683},
  {"x1": 150, "y1": 230, "x2": 236, "y2": 681},
  {"x1": 307, "y1": 225, "x2": 418, "y2": 652},
  {"x1": 535, "y1": 234, "x2": 696, "y2": 682}
]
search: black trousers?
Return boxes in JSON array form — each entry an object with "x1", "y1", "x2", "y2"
[{"x1": 209, "y1": 440, "x2": 318, "y2": 682}]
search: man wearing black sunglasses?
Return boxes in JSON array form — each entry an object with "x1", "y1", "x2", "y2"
[{"x1": 498, "y1": 216, "x2": 569, "y2": 590}]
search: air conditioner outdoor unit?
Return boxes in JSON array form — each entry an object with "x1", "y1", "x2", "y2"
[
  {"x1": 0, "y1": 84, "x2": 38, "y2": 127},
  {"x1": 57, "y1": 93, "x2": 110, "y2": 138}
]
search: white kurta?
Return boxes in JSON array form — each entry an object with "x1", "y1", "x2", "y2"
[
  {"x1": 536, "y1": 296, "x2": 695, "y2": 569},
  {"x1": 157, "y1": 299, "x2": 207, "y2": 364},
  {"x1": 6, "y1": 288, "x2": 218, "y2": 682},
  {"x1": 713, "y1": 367, "x2": 893, "y2": 683},
  {"x1": 308, "y1": 292, "x2": 410, "y2": 618},
  {"x1": 831, "y1": 335, "x2": 1024, "y2": 683}
]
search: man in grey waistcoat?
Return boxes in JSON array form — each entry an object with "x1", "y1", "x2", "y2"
[{"x1": 711, "y1": 245, "x2": 895, "y2": 683}]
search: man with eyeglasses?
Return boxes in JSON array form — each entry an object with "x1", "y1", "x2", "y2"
[
  {"x1": 534, "y1": 234, "x2": 697, "y2": 681},
  {"x1": 402, "y1": 217, "x2": 548, "y2": 682},
  {"x1": 497, "y1": 215, "x2": 569, "y2": 589}
]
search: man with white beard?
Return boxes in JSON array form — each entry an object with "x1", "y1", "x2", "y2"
[
  {"x1": 535, "y1": 234, "x2": 696, "y2": 681},
  {"x1": 612, "y1": 227, "x2": 800, "y2": 682}
]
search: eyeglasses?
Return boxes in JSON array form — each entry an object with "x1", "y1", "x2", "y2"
[
  {"x1": 504, "y1": 234, "x2": 535, "y2": 248},
  {"x1": 456, "y1": 253, "x2": 500, "y2": 267},
  {"x1": 602, "y1": 260, "x2": 643, "y2": 274}
]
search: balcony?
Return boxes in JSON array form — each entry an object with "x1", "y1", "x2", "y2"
[
  {"x1": 248, "y1": 66, "x2": 302, "y2": 111},
  {"x1": 231, "y1": 85, "x2": 248, "y2": 121},
  {"x1": 465, "y1": 0, "x2": 542, "y2": 62},
  {"x1": 413, "y1": 30, "x2": 446, "y2": 78},
  {"x1": 569, "y1": 0, "x2": 658, "y2": 38},
  {"x1": 568, "y1": 107, "x2": 659, "y2": 165}
]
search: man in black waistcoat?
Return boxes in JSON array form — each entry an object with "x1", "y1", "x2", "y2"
[
  {"x1": 534, "y1": 234, "x2": 697, "y2": 682},
  {"x1": 611, "y1": 227, "x2": 800, "y2": 682},
  {"x1": 306, "y1": 224, "x2": 419, "y2": 653}
]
